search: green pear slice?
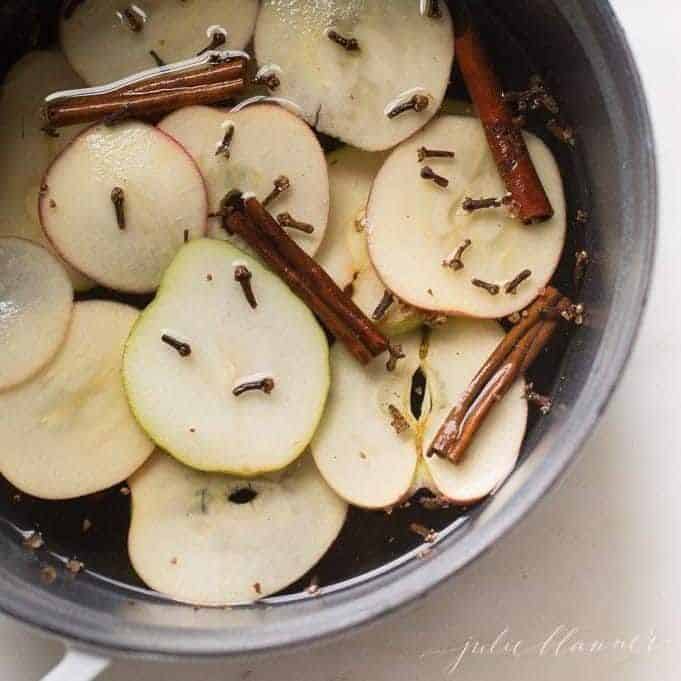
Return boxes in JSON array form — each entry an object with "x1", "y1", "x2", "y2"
[
  {"x1": 40, "y1": 121, "x2": 208, "y2": 293},
  {"x1": 0, "y1": 51, "x2": 93, "y2": 290},
  {"x1": 421, "y1": 320, "x2": 528, "y2": 505},
  {"x1": 159, "y1": 104, "x2": 329, "y2": 256},
  {"x1": 129, "y1": 451, "x2": 346, "y2": 605},
  {"x1": 312, "y1": 333, "x2": 421, "y2": 509},
  {"x1": 60, "y1": 0, "x2": 258, "y2": 85},
  {"x1": 123, "y1": 239, "x2": 330, "y2": 475},
  {"x1": 0, "y1": 237, "x2": 73, "y2": 391},
  {"x1": 367, "y1": 115, "x2": 567, "y2": 318},
  {"x1": 312, "y1": 319, "x2": 527, "y2": 509},
  {"x1": 254, "y1": 0, "x2": 454, "y2": 151},
  {"x1": 0, "y1": 301, "x2": 154, "y2": 500}
]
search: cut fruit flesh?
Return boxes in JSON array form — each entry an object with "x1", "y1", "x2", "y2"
[
  {"x1": 123, "y1": 239, "x2": 330, "y2": 475},
  {"x1": 159, "y1": 104, "x2": 329, "y2": 256},
  {"x1": 0, "y1": 301, "x2": 154, "y2": 500},
  {"x1": 312, "y1": 319, "x2": 527, "y2": 509},
  {"x1": 254, "y1": 0, "x2": 455, "y2": 151},
  {"x1": 315, "y1": 146, "x2": 423, "y2": 335},
  {"x1": 128, "y1": 451, "x2": 347, "y2": 606},
  {"x1": 0, "y1": 237, "x2": 73, "y2": 391},
  {"x1": 40, "y1": 121, "x2": 208, "y2": 293},
  {"x1": 0, "y1": 51, "x2": 93, "y2": 290},
  {"x1": 367, "y1": 115, "x2": 567, "y2": 318},
  {"x1": 60, "y1": 0, "x2": 258, "y2": 85}
]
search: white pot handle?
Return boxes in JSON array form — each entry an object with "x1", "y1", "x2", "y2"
[{"x1": 40, "y1": 648, "x2": 110, "y2": 681}]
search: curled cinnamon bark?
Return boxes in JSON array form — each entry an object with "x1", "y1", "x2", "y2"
[
  {"x1": 455, "y1": 13, "x2": 553, "y2": 224},
  {"x1": 428, "y1": 287, "x2": 571, "y2": 464}
]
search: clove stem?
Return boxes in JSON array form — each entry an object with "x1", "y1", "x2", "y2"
[
  {"x1": 421, "y1": 166, "x2": 449, "y2": 188},
  {"x1": 162, "y1": 334, "x2": 191, "y2": 357},
  {"x1": 215, "y1": 124, "x2": 235, "y2": 158},
  {"x1": 443, "y1": 239, "x2": 472, "y2": 271},
  {"x1": 277, "y1": 213, "x2": 315, "y2": 234},
  {"x1": 233, "y1": 377, "x2": 275, "y2": 397},
  {"x1": 326, "y1": 29, "x2": 360, "y2": 51},
  {"x1": 417, "y1": 146, "x2": 455, "y2": 162},
  {"x1": 263, "y1": 176, "x2": 291, "y2": 207},
  {"x1": 372, "y1": 291, "x2": 394, "y2": 321},
  {"x1": 234, "y1": 264, "x2": 257, "y2": 309},
  {"x1": 472, "y1": 278, "x2": 500, "y2": 295},
  {"x1": 111, "y1": 187, "x2": 126, "y2": 229},
  {"x1": 504, "y1": 269, "x2": 532, "y2": 294},
  {"x1": 387, "y1": 94, "x2": 429, "y2": 119}
]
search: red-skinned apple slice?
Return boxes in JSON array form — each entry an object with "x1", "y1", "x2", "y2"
[
  {"x1": 159, "y1": 104, "x2": 329, "y2": 256},
  {"x1": 0, "y1": 301, "x2": 154, "y2": 500},
  {"x1": 40, "y1": 121, "x2": 208, "y2": 293},
  {"x1": 254, "y1": 0, "x2": 454, "y2": 151},
  {"x1": 128, "y1": 451, "x2": 347, "y2": 606},
  {"x1": 0, "y1": 237, "x2": 73, "y2": 391},
  {"x1": 312, "y1": 319, "x2": 527, "y2": 509},
  {"x1": 0, "y1": 51, "x2": 93, "y2": 290},
  {"x1": 367, "y1": 115, "x2": 567, "y2": 318},
  {"x1": 61, "y1": 0, "x2": 258, "y2": 85}
]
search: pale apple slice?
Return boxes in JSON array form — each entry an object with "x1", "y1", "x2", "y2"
[
  {"x1": 40, "y1": 121, "x2": 207, "y2": 293},
  {"x1": 312, "y1": 333, "x2": 421, "y2": 509},
  {"x1": 312, "y1": 319, "x2": 527, "y2": 508},
  {"x1": 128, "y1": 451, "x2": 346, "y2": 605},
  {"x1": 367, "y1": 115, "x2": 566, "y2": 318},
  {"x1": 421, "y1": 319, "x2": 528, "y2": 505},
  {"x1": 0, "y1": 237, "x2": 73, "y2": 391},
  {"x1": 159, "y1": 104, "x2": 329, "y2": 256},
  {"x1": 254, "y1": 0, "x2": 455, "y2": 151},
  {"x1": 0, "y1": 51, "x2": 93, "y2": 290},
  {"x1": 61, "y1": 0, "x2": 258, "y2": 85},
  {"x1": 0, "y1": 301, "x2": 154, "y2": 500},
  {"x1": 123, "y1": 239, "x2": 329, "y2": 475}
]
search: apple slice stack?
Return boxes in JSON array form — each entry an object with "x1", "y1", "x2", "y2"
[{"x1": 0, "y1": 0, "x2": 579, "y2": 606}]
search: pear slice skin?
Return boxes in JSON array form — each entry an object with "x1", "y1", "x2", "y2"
[
  {"x1": 367, "y1": 115, "x2": 567, "y2": 318},
  {"x1": 159, "y1": 104, "x2": 329, "y2": 256},
  {"x1": 422, "y1": 319, "x2": 528, "y2": 505},
  {"x1": 0, "y1": 237, "x2": 73, "y2": 391},
  {"x1": 40, "y1": 121, "x2": 208, "y2": 293},
  {"x1": 123, "y1": 239, "x2": 330, "y2": 475},
  {"x1": 0, "y1": 301, "x2": 154, "y2": 500},
  {"x1": 0, "y1": 51, "x2": 93, "y2": 291},
  {"x1": 312, "y1": 333, "x2": 421, "y2": 510},
  {"x1": 128, "y1": 451, "x2": 346, "y2": 606},
  {"x1": 60, "y1": 0, "x2": 258, "y2": 85},
  {"x1": 254, "y1": 0, "x2": 454, "y2": 151}
]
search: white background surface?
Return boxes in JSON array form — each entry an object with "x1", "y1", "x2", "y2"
[{"x1": 2, "y1": 1, "x2": 680, "y2": 679}]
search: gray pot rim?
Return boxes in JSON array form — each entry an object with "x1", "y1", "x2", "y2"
[{"x1": 0, "y1": 0, "x2": 657, "y2": 660}]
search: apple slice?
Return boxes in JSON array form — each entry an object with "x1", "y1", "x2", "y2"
[
  {"x1": 312, "y1": 319, "x2": 527, "y2": 509},
  {"x1": 159, "y1": 104, "x2": 329, "y2": 256},
  {"x1": 367, "y1": 115, "x2": 567, "y2": 318},
  {"x1": 0, "y1": 301, "x2": 154, "y2": 500},
  {"x1": 421, "y1": 319, "x2": 528, "y2": 505},
  {"x1": 254, "y1": 0, "x2": 455, "y2": 151},
  {"x1": 0, "y1": 51, "x2": 93, "y2": 290},
  {"x1": 61, "y1": 0, "x2": 258, "y2": 85},
  {"x1": 128, "y1": 451, "x2": 347, "y2": 605},
  {"x1": 0, "y1": 237, "x2": 73, "y2": 391},
  {"x1": 123, "y1": 239, "x2": 330, "y2": 475},
  {"x1": 40, "y1": 121, "x2": 208, "y2": 293}
]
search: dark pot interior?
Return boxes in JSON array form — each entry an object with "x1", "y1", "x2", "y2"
[{"x1": 0, "y1": 0, "x2": 655, "y2": 659}]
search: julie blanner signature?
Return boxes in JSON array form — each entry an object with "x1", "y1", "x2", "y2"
[{"x1": 419, "y1": 626, "x2": 670, "y2": 675}]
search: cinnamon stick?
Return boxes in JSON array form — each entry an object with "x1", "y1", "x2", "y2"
[
  {"x1": 244, "y1": 198, "x2": 389, "y2": 357},
  {"x1": 427, "y1": 288, "x2": 570, "y2": 463},
  {"x1": 224, "y1": 207, "x2": 373, "y2": 365},
  {"x1": 455, "y1": 10, "x2": 554, "y2": 223}
]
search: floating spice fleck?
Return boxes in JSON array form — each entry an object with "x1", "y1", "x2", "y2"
[
  {"x1": 82, "y1": 518, "x2": 92, "y2": 533},
  {"x1": 263, "y1": 175, "x2": 290, "y2": 207},
  {"x1": 547, "y1": 118, "x2": 576, "y2": 147},
  {"x1": 233, "y1": 377, "x2": 275, "y2": 397},
  {"x1": 277, "y1": 213, "x2": 315, "y2": 234},
  {"x1": 111, "y1": 187, "x2": 126, "y2": 229},
  {"x1": 419, "y1": 495, "x2": 451, "y2": 511},
  {"x1": 162, "y1": 334, "x2": 192, "y2": 357},
  {"x1": 40, "y1": 565, "x2": 57, "y2": 585},
  {"x1": 420, "y1": 166, "x2": 449, "y2": 188},
  {"x1": 215, "y1": 123, "x2": 235, "y2": 158},
  {"x1": 119, "y1": 6, "x2": 145, "y2": 33},
  {"x1": 120, "y1": 486, "x2": 131, "y2": 496},
  {"x1": 388, "y1": 405, "x2": 410, "y2": 434},
  {"x1": 386, "y1": 343, "x2": 405, "y2": 372},
  {"x1": 524, "y1": 382, "x2": 553, "y2": 415},
  {"x1": 234, "y1": 264, "x2": 257, "y2": 308},
  {"x1": 575, "y1": 209, "x2": 589, "y2": 224},
  {"x1": 472, "y1": 278, "x2": 500, "y2": 295},
  {"x1": 387, "y1": 94, "x2": 429, "y2": 119},
  {"x1": 149, "y1": 50, "x2": 165, "y2": 67},
  {"x1": 561, "y1": 302, "x2": 585, "y2": 326},
  {"x1": 23, "y1": 532, "x2": 44, "y2": 551},
  {"x1": 417, "y1": 147, "x2": 454, "y2": 162},
  {"x1": 253, "y1": 582, "x2": 262, "y2": 595},
  {"x1": 442, "y1": 239, "x2": 471, "y2": 271},
  {"x1": 409, "y1": 522, "x2": 437, "y2": 543},
  {"x1": 326, "y1": 29, "x2": 359, "y2": 51},
  {"x1": 66, "y1": 559, "x2": 84, "y2": 575},
  {"x1": 372, "y1": 290, "x2": 394, "y2": 321},
  {"x1": 574, "y1": 250, "x2": 590, "y2": 288},
  {"x1": 306, "y1": 575, "x2": 321, "y2": 596},
  {"x1": 253, "y1": 68, "x2": 281, "y2": 91},
  {"x1": 504, "y1": 269, "x2": 532, "y2": 294}
]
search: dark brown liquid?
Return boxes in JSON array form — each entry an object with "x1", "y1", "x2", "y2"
[{"x1": 0, "y1": 0, "x2": 587, "y2": 602}]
